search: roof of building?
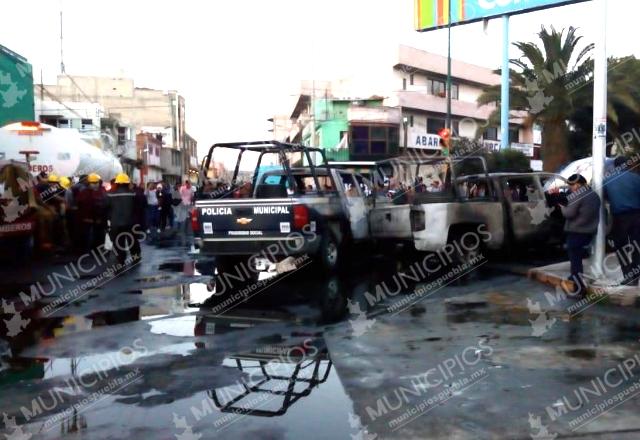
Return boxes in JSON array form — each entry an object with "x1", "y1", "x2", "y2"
[
  {"x1": 0, "y1": 44, "x2": 28, "y2": 64},
  {"x1": 396, "y1": 45, "x2": 501, "y2": 86}
]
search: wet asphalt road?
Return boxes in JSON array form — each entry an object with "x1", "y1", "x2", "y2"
[{"x1": 1, "y1": 236, "x2": 640, "y2": 439}]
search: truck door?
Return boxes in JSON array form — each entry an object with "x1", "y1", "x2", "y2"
[
  {"x1": 501, "y1": 176, "x2": 548, "y2": 243},
  {"x1": 334, "y1": 170, "x2": 369, "y2": 240}
]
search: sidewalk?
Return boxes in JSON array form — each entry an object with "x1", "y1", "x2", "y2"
[{"x1": 528, "y1": 255, "x2": 640, "y2": 306}]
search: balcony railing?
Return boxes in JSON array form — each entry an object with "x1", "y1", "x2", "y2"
[{"x1": 324, "y1": 148, "x2": 350, "y2": 161}]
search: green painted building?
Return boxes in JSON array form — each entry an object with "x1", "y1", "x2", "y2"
[
  {"x1": 0, "y1": 44, "x2": 34, "y2": 127},
  {"x1": 301, "y1": 97, "x2": 400, "y2": 161}
]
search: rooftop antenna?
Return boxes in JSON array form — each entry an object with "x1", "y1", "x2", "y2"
[{"x1": 59, "y1": 4, "x2": 66, "y2": 73}]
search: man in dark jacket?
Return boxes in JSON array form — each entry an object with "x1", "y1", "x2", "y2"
[
  {"x1": 604, "y1": 156, "x2": 640, "y2": 285},
  {"x1": 76, "y1": 173, "x2": 107, "y2": 252},
  {"x1": 157, "y1": 182, "x2": 173, "y2": 231},
  {"x1": 106, "y1": 173, "x2": 141, "y2": 265},
  {"x1": 560, "y1": 174, "x2": 602, "y2": 297}
]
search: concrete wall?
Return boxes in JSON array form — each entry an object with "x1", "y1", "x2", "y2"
[{"x1": 45, "y1": 76, "x2": 181, "y2": 147}]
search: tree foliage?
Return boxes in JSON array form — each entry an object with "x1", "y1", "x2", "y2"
[{"x1": 477, "y1": 26, "x2": 640, "y2": 172}]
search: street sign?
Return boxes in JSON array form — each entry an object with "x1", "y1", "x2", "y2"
[
  {"x1": 407, "y1": 128, "x2": 442, "y2": 150},
  {"x1": 511, "y1": 142, "x2": 535, "y2": 157},
  {"x1": 415, "y1": 0, "x2": 590, "y2": 31}
]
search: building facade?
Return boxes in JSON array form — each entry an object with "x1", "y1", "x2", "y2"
[
  {"x1": 136, "y1": 132, "x2": 163, "y2": 184},
  {"x1": 287, "y1": 81, "x2": 401, "y2": 162},
  {"x1": 39, "y1": 76, "x2": 190, "y2": 183},
  {"x1": 184, "y1": 133, "x2": 198, "y2": 183},
  {"x1": 282, "y1": 45, "x2": 540, "y2": 167}
]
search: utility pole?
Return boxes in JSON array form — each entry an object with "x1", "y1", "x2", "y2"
[
  {"x1": 500, "y1": 15, "x2": 510, "y2": 150},
  {"x1": 310, "y1": 78, "x2": 316, "y2": 166},
  {"x1": 59, "y1": 8, "x2": 66, "y2": 74},
  {"x1": 445, "y1": 0, "x2": 452, "y2": 131},
  {"x1": 40, "y1": 69, "x2": 44, "y2": 116},
  {"x1": 591, "y1": 0, "x2": 608, "y2": 277}
]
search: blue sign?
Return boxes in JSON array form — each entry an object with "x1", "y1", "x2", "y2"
[{"x1": 416, "y1": 0, "x2": 590, "y2": 32}]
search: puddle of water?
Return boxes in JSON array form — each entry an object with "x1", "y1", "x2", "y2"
[
  {"x1": 158, "y1": 260, "x2": 199, "y2": 276},
  {"x1": 148, "y1": 315, "x2": 197, "y2": 337},
  {"x1": 565, "y1": 348, "x2": 597, "y2": 360},
  {"x1": 134, "y1": 274, "x2": 173, "y2": 284},
  {"x1": 9, "y1": 339, "x2": 354, "y2": 440},
  {"x1": 0, "y1": 341, "x2": 200, "y2": 386}
]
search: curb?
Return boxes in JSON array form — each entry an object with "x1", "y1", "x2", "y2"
[{"x1": 528, "y1": 267, "x2": 640, "y2": 307}]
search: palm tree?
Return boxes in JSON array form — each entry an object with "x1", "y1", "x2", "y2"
[{"x1": 478, "y1": 26, "x2": 606, "y2": 172}]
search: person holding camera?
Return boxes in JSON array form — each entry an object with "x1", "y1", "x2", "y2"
[{"x1": 560, "y1": 174, "x2": 601, "y2": 298}]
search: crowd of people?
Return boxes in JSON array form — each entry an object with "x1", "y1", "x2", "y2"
[{"x1": 33, "y1": 171, "x2": 196, "y2": 264}]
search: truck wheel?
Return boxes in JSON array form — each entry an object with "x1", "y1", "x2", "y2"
[
  {"x1": 318, "y1": 231, "x2": 340, "y2": 272},
  {"x1": 448, "y1": 229, "x2": 486, "y2": 282},
  {"x1": 211, "y1": 256, "x2": 259, "y2": 298},
  {"x1": 319, "y1": 276, "x2": 347, "y2": 323}
]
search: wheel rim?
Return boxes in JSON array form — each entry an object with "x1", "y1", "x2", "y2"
[
  {"x1": 462, "y1": 248, "x2": 480, "y2": 265},
  {"x1": 326, "y1": 241, "x2": 338, "y2": 265}
]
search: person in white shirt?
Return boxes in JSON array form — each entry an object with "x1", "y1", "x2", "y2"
[{"x1": 144, "y1": 182, "x2": 160, "y2": 233}]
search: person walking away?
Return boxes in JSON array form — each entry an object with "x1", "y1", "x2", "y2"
[
  {"x1": 132, "y1": 182, "x2": 148, "y2": 237},
  {"x1": 145, "y1": 182, "x2": 160, "y2": 234},
  {"x1": 604, "y1": 156, "x2": 640, "y2": 285},
  {"x1": 172, "y1": 183, "x2": 181, "y2": 230},
  {"x1": 76, "y1": 173, "x2": 107, "y2": 252},
  {"x1": 178, "y1": 180, "x2": 194, "y2": 248},
  {"x1": 59, "y1": 176, "x2": 73, "y2": 248},
  {"x1": 43, "y1": 174, "x2": 66, "y2": 250},
  {"x1": 158, "y1": 182, "x2": 173, "y2": 231},
  {"x1": 560, "y1": 174, "x2": 601, "y2": 298},
  {"x1": 106, "y1": 173, "x2": 141, "y2": 265},
  {"x1": 69, "y1": 176, "x2": 87, "y2": 252}
]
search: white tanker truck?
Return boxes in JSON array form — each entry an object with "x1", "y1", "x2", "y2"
[{"x1": 0, "y1": 121, "x2": 123, "y2": 181}]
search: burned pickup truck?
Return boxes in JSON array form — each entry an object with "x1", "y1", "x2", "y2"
[
  {"x1": 364, "y1": 156, "x2": 567, "y2": 261},
  {"x1": 193, "y1": 141, "x2": 371, "y2": 291}
]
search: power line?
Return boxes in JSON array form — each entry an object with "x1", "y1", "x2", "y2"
[
  {"x1": 36, "y1": 84, "x2": 83, "y2": 119},
  {"x1": 65, "y1": 74, "x2": 97, "y2": 105},
  {"x1": 38, "y1": 104, "x2": 171, "y2": 111}
]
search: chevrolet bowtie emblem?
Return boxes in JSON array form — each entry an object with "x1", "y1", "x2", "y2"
[{"x1": 236, "y1": 217, "x2": 253, "y2": 225}]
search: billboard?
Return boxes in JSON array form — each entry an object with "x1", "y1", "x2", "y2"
[
  {"x1": 0, "y1": 44, "x2": 34, "y2": 127},
  {"x1": 415, "y1": 0, "x2": 590, "y2": 31}
]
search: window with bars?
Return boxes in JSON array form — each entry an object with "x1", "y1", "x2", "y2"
[{"x1": 350, "y1": 125, "x2": 399, "y2": 157}]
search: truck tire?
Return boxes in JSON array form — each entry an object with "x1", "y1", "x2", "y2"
[
  {"x1": 211, "y1": 256, "x2": 259, "y2": 298},
  {"x1": 317, "y1": 231, "x2": 340, "y2": 272},
  {"x1": 319, "y1": 276, "x2": 347, "y2": 323},
  {"x1": 448, "y1": 227, "x2": 486, "y2": 282}
]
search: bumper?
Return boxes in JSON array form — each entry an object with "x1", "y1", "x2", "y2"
[{"x1": 195, "y1": 235, "x2": 320, "y2": 256}]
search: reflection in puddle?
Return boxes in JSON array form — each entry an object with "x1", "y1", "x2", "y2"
[
  {"x1": 175, "y1": 337, "x2": 354, "y2": 438},
  {"x1": 211, "y1": 339, "x2": 331, "y2": 417},
  {"x1": 148, "y1": 315, "x2": 197, "y2": 337},
  {"x1": 564, "y1": 348, "x2": 597, "y2": 360}
]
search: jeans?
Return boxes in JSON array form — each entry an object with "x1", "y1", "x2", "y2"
[
  {"x1": 566, "y1": 232, "x2": 594, "y2": 294},
  {"x1": 146, "y1": 205, "x2": 159, "y2": 230},
  {"x1": 160, "y1": 205, "x2": 172, "y2": 230},
  {"x1": 178, "y1": 218, "x2": 193, "y2": 247},
  {"x1": 611, "y1": 211, "x2": 640, "y2": 285}
]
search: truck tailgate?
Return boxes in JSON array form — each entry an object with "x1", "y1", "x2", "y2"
[{"x1": 197, "y1": 199, "x2": 295, "y2": 239}]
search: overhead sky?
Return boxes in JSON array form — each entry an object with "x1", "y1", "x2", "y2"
[{"x1": 1, "y1": 0, "x2": 636, "y2": 158}]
